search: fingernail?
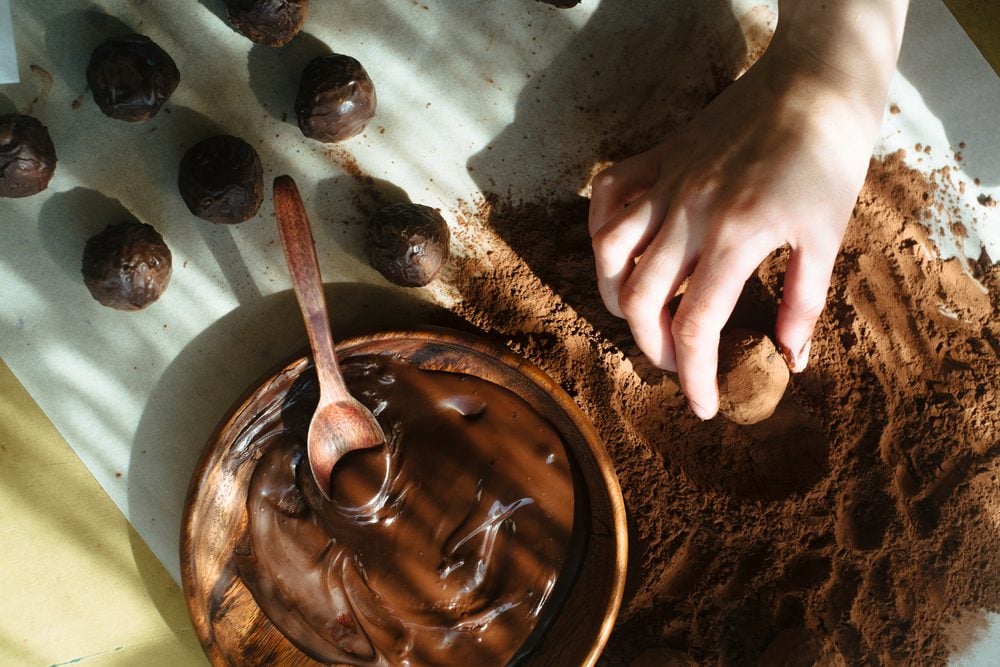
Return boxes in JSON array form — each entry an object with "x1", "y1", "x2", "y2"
[
  {"x1": 792, "y1": 339, "x2": 812, "y2": 373},
  {"x1": 689, "y1": 399, "x2": 713, "y2": 421}
]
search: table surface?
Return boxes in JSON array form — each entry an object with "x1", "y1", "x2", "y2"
[{"x1": 1, "y1": 2, "x2": 997, "y2": 665}]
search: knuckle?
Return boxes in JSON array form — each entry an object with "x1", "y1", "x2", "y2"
[
  {"x1": 784, "y1": 298, "x2": 826, "y2": 319},
  {"x1": 590, "y1": 169, "x2": 620, "y2": 196},
  {"x1": 590, "y1": 222, "x2": 627, "y2": 259},
  {"x1": 670, "y1": 310, "x2": 705, "y2": 345},
  {"x1": 617, "y1": 280, "x2": 651, "y2": 318},
  {"x1": 590, "y1": 223, "x2": 613, "y2": 253}
]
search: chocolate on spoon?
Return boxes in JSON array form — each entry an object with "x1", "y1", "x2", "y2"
[{"x1": 272, "y1": 175, "x2": 385, "y2": 500}]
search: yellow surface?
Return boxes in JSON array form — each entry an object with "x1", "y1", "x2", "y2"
[
  {"x1": 944, "y1": 0, "x2": 1000, "y2": 75},
  {"x1": 0, "y1": 5, "x2": 998, "y2": 667},
  {"x1": 0, "y1": 359, "x2": 206, "y2": 666}
]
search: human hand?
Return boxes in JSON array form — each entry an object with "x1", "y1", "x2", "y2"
[{"x1": 588, "y1": 0, "x2": 908, "y2": 420}]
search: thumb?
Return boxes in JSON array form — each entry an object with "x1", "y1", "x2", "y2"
[{"x1": 775, "y1": 245, "x2": 837, "y2": 373}]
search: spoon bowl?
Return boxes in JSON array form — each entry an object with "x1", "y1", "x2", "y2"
[
  {"x1": 272, "y1": 174, "x2": 385, "y2": 499},
  {"x1": 306, "y1": 398, "x2": 385, "y2": 497}
]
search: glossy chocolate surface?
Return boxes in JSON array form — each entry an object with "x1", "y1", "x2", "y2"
[
  {"x1": 81, "y1": 221, "x2": 172, "y2": 310},
  {"x1": 0, "y1": 114, "x2": 57, "y2": 198},
  {"x1": 296, "y1": 54, "x2": 376, "y2": 143},
  {"x1": 225, "y1": 0, "x2": 308, "y2": 47},
  {"x1": 178, "y1": 135, "x2": 264, "y2": 225},
  {"x1": 366, "y1": 203, "x2": 451, "y2": 287},
  {"x1": 236, "y1": 355, "x2": 580, "y2": 665},
  {"x1": 86, "y1": 34, "x2": 180, "y2": 122}
]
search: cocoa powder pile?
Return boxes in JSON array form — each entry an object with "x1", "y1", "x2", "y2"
[{"x1": 439, "y1": 148, "x2": 1000, "y2": 664}]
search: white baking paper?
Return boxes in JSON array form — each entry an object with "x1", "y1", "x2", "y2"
[{"x1": 0, "y1": 1, "x2": 998, "y2": 660}]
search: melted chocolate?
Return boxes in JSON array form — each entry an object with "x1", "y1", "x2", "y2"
[{"x1": 237, "y1": 355, "x2": 580, "y2": 665}]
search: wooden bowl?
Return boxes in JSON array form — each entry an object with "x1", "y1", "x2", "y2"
[{"x1": 181, "y1": 328, "x2": 627, "y2": 666}]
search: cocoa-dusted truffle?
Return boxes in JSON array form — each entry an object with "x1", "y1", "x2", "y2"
[
  {"x1": 225, "y1": 0, "x2": 308, "y2": 47},
  {"x1": 86, "y1": 34, "x2": 180, "y2": 122},
  {"x1": 178, "y1": 135, "x2": 264, "y2": 224},
  {"x1": 0, "y1": 114, "x2": 57, "y2": 198},
  {"x1": 82, "y1": 221, "x2": 172, "y2": 310},
  {"x1": 716, "y1": 329, "x2": 790, "y2": 425},
  {"x1": 366, "y1": 203, "x2": 450, "y2": 287},
  {"x1": 296, "y1": 54, "x2": 376, "y2": 143}
]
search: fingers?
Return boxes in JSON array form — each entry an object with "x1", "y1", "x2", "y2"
[
  {"x1": 588, "y1": 151, "x2": 669, "y2": 317},
  {"x1": 671, "y1": 241, "x2": 771, "y2": 420},
  {"x1": 590, "y1": 189, "x2": 675, "y2": 318},
  {"x1": 775, "y1": 243, "x2": 837, "y2": 372},
  {"x1": 588, "y1": 150, "x2": 661, "y2": 237},
  {"x1": 614, "y1": 208, "x2": 698, "y2": 370}
]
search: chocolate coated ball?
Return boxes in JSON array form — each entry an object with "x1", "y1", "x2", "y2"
[
  {"x1": 0, "y1": 114, "x2": 57, "y2": 198},
  {"x1": 178, "y1": 135, "x2": 264, "y2": 224},
  {"x1": 366, "y1": 203, "x2": 450, "y2": 287},
  {"x1": 717, "y1": 329, "x2": 790, "y2": 425},
  {"x1": 296, "y1": 54, "x2": 376, "y2": 143},
  {"x1": 225, "y1": 0, "x2": 308, "y2": 47},
  {"x1": 86, "y1": 34, "x2": 180, "y2": 122},
  {"x1": 82, "y1": 221, "x2": 172, "y2": 310}
]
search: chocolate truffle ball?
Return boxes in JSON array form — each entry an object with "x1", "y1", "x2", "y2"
[
  {"x1": 296, "y1": 54, "x2": 376, "y2": 143},
  {"x1": 0, "y1": 114, "x2": 57, "y2": 198},
  {"x1": 82, "y1": 221, "x2": 172, "y2": 310},
  {"x1": 86, "y1": 34, "x2": 180, "y2": 122},
  {"x1": 178, "y1": 135, "x2": 264, "y2": 224},
  {"x1": 225, "y1": 0, "x2": 308, "y2": 47},
  {"x1": 716, "y1": 329, "x2": 790, "y2": 425},
  {"x1": 366, "y1": 203, "x2": 450, "y2": 287}
]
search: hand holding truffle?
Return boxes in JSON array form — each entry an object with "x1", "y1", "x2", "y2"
[
  {"x1": 272, "y1": 175, "x2": 385, "y2": 500},
  {"x1": 588, "y1": 0, "x2": 909, "y2": 420}
]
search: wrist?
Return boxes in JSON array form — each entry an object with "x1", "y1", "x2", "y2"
[{"x1": 768, "y1": 0, "x2": 908, "y2": 109}]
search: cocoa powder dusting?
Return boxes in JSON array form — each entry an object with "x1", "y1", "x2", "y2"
[{"x1": 438, "y1": 148, "x2": 1000, "y2": 664}]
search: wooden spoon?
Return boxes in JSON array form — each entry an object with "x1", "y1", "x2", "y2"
[{"x1": 272, "y1": 175, "x2": 385, "y2": 500}]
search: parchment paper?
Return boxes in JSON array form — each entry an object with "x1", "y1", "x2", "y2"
[{"x1": 1, "y1": 0, "x2": 998, "y2": 661}]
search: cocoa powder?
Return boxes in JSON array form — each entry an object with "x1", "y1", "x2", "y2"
[{"x1": 439, "y1": 148, "x2": 1000, "y2": 664}]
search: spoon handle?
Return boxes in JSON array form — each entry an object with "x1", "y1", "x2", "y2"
[{"x1": 273, "y1": 175, "x2": 351, "y2": 402}]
